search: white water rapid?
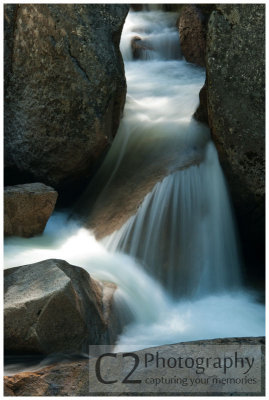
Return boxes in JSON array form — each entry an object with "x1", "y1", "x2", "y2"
[{"x1": 4, "y1": 9, "x2": 264, "y2": 356}]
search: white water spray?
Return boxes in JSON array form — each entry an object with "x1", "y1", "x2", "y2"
[{"x1": 4, "y1": 213, "x2": 264, "y2": 349}]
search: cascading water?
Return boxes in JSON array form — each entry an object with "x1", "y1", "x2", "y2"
[
  {"x1": 4, "y1": 8, "x2": 264, "y2": 362},
  {"x1": 104, "y1": 143, "x2": 242, "y2": 298},
  {"x1": 81, "y1": 9, "x2": 242, "y2": 299}
]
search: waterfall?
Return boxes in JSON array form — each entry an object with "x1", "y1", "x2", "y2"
[
  {"x1": 4, "y1": 8, "x2": 264, "y2": 354},
  {"x1": 104, "y1": 142, "x2": 242, "y2": 298},
  {"x1": 80, "y1": 9, "x2": 242, "y2": 299}
]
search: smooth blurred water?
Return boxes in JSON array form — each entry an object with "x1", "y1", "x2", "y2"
[
  {"x1": 74, "y1": 10, "x2": 209, "y2": 234},
  {"x1": 4, "y1": 9, "x2": 265, "y2": 358},
  {"x1": 93, "y1": 10, "x2": 242, "y2": 299},
  {"x1": 120, "y1": 10, "x2": 182, "y2": 61},
  {"x1": 104, "y1": 142, "x2": 242, "y2": 298},
  {"x1": 4, "y1": 213, "x2": 265, "y2": 350},
  {"x1": 3, "y1": 213, "x2": 175, "y2": 342}
]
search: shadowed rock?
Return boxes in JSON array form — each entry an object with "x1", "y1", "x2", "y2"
[
  {"x1": 178, "y1": 5, "x2": 206, "y2": 67},
  {"x1": 194, "y1": 83, "x2": 208, "y2": 124},
  {"x1": 4, "y1": 183, "x2": 58, "y2": 238},
  {"x1": 205, "y1": 4, "x2": 265, "y2": 278},
  {"x1": 4, "y1": 4, "x2": 128, "y2": 194}
]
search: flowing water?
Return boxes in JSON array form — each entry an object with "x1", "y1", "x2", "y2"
[
  {"x1": 4, "y1": 9, "x2": 264, "y2": 366},
  {"x1": 104, "y1": 143, "x2": 242, "y2": 298}
]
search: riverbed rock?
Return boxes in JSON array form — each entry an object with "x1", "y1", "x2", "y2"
[
  {"x1": 205, "y1": 4, "x2": 265, "y2": 277},
  {"x1": 4, "y1": 183, "x2": 58, "y2": 238},
  {"x1": 131, "y1": 36, "x2": 152, "y2": 59},
  {"x1": 178, "y1": 5, "x2": 206, "y2": 67},
  {"x1": 4, "y1": 337, "x2": 265, "y2": 396},
  {"x1": 4, "y1": 259, "x2": 118, "y2": 355},
  {"x1": 4, "y1": 4, "x2": 128, "y2": 194}
]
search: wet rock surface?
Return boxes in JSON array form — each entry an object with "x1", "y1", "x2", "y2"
[{"x1": 131, "y1": 36, "x2": 153, "y2": 59}]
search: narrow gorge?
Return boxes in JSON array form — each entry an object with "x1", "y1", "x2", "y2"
[{"x1": 4, "y1": 4, "x2": 265, "y2": 396}]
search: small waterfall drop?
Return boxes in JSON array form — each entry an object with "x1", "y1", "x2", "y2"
[
  {"x1": 104, "y1": 142, "x2": 242, "y2": 298},
  {"x1": 120, "y1": 9, "x2": 182, "y2": 61}
]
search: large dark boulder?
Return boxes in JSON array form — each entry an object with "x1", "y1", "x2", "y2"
[
  {"x1": 205, "y1": 5, "x2": 265, "y2": 278},
  {"x1": 4, "y1": 4, "x2": 128, "y2": 193},
  {"x1": 4, "y1": 183, "x2": 58, "y2": 238},
  {"x1": 4, "y1": 259, "x2": 119, "y2": 355}
]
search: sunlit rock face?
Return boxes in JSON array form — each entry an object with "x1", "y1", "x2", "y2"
[
  {"x1": 4, "y1": 4, "x2": 128, "y2": 194},
  {"x1": 205, "y1": 4, "x2": 265, "y2": 277}
]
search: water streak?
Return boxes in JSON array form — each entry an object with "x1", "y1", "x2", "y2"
[{"x1": 104, "y1": 142, "x2": 242, "y2": 298}]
